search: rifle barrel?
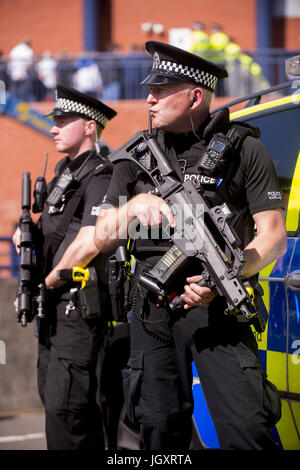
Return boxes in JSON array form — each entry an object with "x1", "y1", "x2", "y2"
[{"x1": 22, "y1": 171, "x2": 31, "y2": 210}]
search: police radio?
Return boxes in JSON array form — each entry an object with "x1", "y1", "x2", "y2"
[
  {"x1": 32, "y1": 154, "x2": 48, "y2": 213},
  {"x1": 198, "y1": 128, "x2": 240, "y2": 177},
  {"x1": 46, "y1": 152, "x2": 93, "y2": 207},
  {"x1": 46, "y1": 167, "x2": 75, "y2": 207}
]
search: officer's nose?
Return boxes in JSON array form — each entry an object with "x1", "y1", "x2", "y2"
[
  {"x1": 50, "y1": 124, "x2": 58, "y2": 135},
  {"x1": 146, "y1": 91, "x2": 157, "y2": 105}
]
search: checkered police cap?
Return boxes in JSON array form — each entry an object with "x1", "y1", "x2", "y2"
[
  {"x1": 45, "y1": 85, "x2": 117, "y2": 128},
  {"x1": 141, "y1": 41, "x2": 228, "y2": 91}
]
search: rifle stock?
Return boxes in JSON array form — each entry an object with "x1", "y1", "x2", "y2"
[{"x1": 17, "y1": 172, "x2": 45, "y2": 327}]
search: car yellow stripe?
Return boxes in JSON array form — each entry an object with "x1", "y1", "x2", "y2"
[
  {"x1": 276, "y1": 400, "x2": 300, "y2": 450},
  {"x1": 268, "y1": 350, "x2": 300, "y2": 450},
  {"x1": 286, "y1": 150, "x2": 300, "y2": 232},
  {"x1": 254, "y1": 261, "x2": 277, "y2": 350},
  {"x1": 288, "y1": 353, "x2": 300, "y2": 394},
  {"x1": 231, "y1": 93, "x2": 300, "y2": 120},
  {"x1": 266, "y1": 350, "x2": 287, "y2": 391}
]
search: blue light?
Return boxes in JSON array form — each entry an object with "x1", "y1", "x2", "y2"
[{"x1": 295, "y1": 293, "x2": 300, "y2": 324}]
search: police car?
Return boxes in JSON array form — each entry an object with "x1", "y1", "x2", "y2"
[
  {"x1": 192, "y1": 55, "x2": 300, "y2": 450},
  {"x1": 100, "y1": 56, "x2": 300, "y2": 450}
]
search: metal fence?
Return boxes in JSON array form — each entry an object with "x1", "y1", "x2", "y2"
[
  {"x1": 0, "y1": 52, "x2": 152, "y2": 102},
  {"x1": 1, "y1": 48, "x2": 299, "y2": 104}
]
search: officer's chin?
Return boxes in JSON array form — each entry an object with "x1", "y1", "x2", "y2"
[
  {"x1": 151, "y1": 115, "x2": 160, "y2": 129},
  {"x1": 152, "y1": 117, "x2": 167, "y2": 131},
  {"x1": 54, "y1": 142, "x2": 66, "y2": 152}
]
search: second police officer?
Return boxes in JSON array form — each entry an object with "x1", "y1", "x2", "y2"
[{"x1": 32, "y1": 85, "x2": 116, "y2": 450}]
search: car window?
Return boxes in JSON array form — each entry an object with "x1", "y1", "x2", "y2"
[{"x1": 240, "y1": 105, "x2": 300, "y2": 222}]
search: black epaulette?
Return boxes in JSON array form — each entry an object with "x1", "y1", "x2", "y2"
[
  {"x1": 203, "y1": 108, "x2": 260, "y2": 142},
  {"x1": 109, "y1": 131, "x2": 145, "y2": 164},
  {"x1": 93, "y1": 159, "x2": 113, "y2": 176}
]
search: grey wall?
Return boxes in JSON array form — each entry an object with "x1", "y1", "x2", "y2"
[{"x1": 0, "y1": 279, "x2": 42, "y2": 413}]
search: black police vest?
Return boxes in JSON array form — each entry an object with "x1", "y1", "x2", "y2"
[
  {"x1": 127, "y1": 109, "x2": 260, "y2": 260},
  {"x1": 42, "y1": 150, "x2": 112, "y2": 276}
]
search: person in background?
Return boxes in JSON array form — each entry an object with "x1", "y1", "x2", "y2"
[
  {"x1": 224, "y1": 37, "x2": 241, "y2": 96},
  {"x1": 73, "y1": 54, "x2": 103, "y2": 99},
  {"x1": 0, "y1": 51, "x2": 9, "y2": 94},
  {"x1": 189, "y1": 22, "x2": 210, "y2": 59},
  {"x1": 36, "y1": 51, "x2": 57, "y2": 100},
  {"x1": 209, "y1": 25, "x2": 229, "y2": 96},
  {"x1": 8, "y1": 38, "x2": 34, "y2": 100}
]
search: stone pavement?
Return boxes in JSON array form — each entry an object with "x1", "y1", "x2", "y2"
[{"x1": 0, "y1": 410, "x2": 46, "y2": 450}]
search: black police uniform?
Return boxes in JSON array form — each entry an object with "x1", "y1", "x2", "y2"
[
  {"x1": 103, "y1": 42, "x2": 283, "y2": 450},
  {"x1": 37, "y1": 85, "x2": 116, "y2": 450}
]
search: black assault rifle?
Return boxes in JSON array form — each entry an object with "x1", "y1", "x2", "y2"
[
  {"x1": 110, "y1": 115, "x2": 267, "y2": 332},
  {"x1": 17, "y1": 171, "x2": 45, "y2": 327}
]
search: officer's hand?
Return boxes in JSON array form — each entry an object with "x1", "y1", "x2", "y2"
[
  {"x1": 12, "y1": 227, "x2": 21, "y2": 255},
  {"x1": 128, "y1": 193, "x2": 175, "y2": 228},
  {"x1": 180, "y1": 275, "x2": 217, "y2": 309}
]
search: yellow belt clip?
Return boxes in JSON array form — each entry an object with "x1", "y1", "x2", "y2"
[
  {"x1": 245, "y1": 285, "x2": 258, "y2": 312},
  {"x1": 71, "y1": 266, "x2": 90, "y2": 290}
]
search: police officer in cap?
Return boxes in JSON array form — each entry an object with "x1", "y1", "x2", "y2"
[
  {"x1": 14, "y1": 85, "x2": 116, "y2": 450},
  {"x1": 94, "y1": 41, "x2": 286, "y2": 450}
]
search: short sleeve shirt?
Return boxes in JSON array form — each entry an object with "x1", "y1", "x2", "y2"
[
  {"x1": 104, "y1": 126, "x2": 284, "y2": 263},
  {"x1": 41, "y1": 151, "x2": 111, "y2": 268},
  {"x1": 105, "y1": 132, "x2": 283, "y2": 216}
]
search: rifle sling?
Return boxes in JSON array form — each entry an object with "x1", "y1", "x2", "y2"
[{"x1": 43, "y1": 158, "x2": 110, "y2": 276}]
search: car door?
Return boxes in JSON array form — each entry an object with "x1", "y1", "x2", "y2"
[
  {"x1": 192, "y1": 93, "x2": 300, "y2": 449},
  {"x1": 235, "y1": 97, "x2": 300, "y2": 450}
]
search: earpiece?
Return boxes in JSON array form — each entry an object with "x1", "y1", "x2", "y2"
[
  {"x1": 94, "y1": 126, "x2": 101, "y2": 154},
  {"x1": 190, "y1": 98, "x2": 196, "y2": 108}
]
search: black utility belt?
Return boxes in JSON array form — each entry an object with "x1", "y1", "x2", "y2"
[
  {"x1": 132, "y1": 260, "x2": 267, "y2": 333},
  {"x1": 132, "y1": 258, "x2": 152, "y2": 280},
  {"x1": 57, "y1": 267, "x2": 103, "y2": 320}
]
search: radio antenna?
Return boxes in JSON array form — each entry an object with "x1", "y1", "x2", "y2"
[
  {"x1": 148, "y1": 110, "x2": 153, "y2": 135},
  {"x1": 42, "y1": 153, "x2": 48, "y2": 177}
]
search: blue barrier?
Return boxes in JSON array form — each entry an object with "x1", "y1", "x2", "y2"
[{"x1": 0, "y1": 237, "x2": 19, "y2": 278}]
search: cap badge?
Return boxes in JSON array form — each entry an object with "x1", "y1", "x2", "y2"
[{"x1": 153, "y1": 52, "x2": 160, "y2": 67}]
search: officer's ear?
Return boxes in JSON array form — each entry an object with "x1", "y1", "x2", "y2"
[
  {"x1": 188, "y1": 87, "x2": 203, "y2": 109},
  {"x1": 85, "y1": 119, "x2": 97, "y2": 137}
]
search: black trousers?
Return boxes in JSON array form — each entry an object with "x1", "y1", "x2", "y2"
[
  {"x1": 123, "y1": 289, "x2": 282, "y2": 450},
  {"x1": 37, "y1": 297, "x2": 106, "y2": 450}
]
